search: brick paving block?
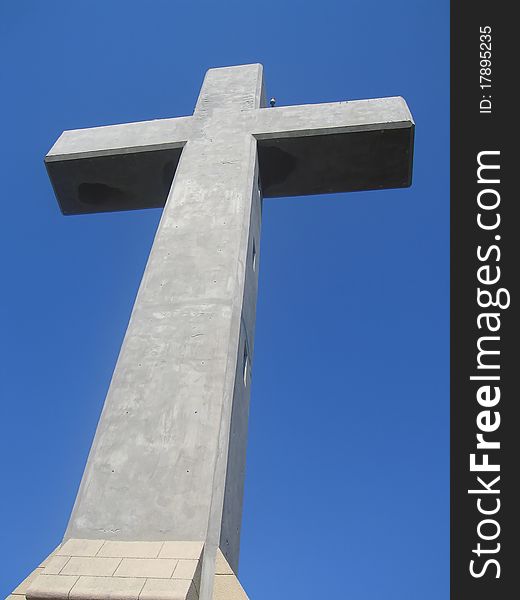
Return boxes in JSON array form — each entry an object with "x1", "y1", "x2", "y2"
[
  {"x1": 25, "y1": 574, "x2": 79, "y2": 600},
  {"x1": 158, "y1": 542, "x2": 203, "y2": 560},
  {"x1": 171, "y1": 560, "x2": 199, "y2": 581},
  {"x1": 60, "y1": 557, "x2": 121, "y2": 577},
  {"x1": 114, "y1": 558, "x2": 177, "y2": 579},
  {"x1": 39, "y1": 545, "x2": 61, "y2": 568},
  {"x1": 42, "y1": 556, "x2": 70, "y2": 575},
  {"x1": 56, "y1": 539, "x2": 105, "y2": 557},
  {"x1": 139, "y1": 578, "x2": 194, "y2": 600},
  {"x1": 215, "y1": 551, "x2": 234, "y2": 575},
  {"x1": 97, "y1": 541, "x2": 163, "y2": 558},
  {"x1": 12, "y1": 568, "x2": 45, "y2": 595},
  {"x1": 68, "y1": 576, "x2": 144, "y2": 600},
  {"x1": 212, "y1": 574, "x2": 249, "y2": 600}
]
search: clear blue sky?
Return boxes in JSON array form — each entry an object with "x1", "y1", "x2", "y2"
[{"x1": 0, "y1": 1, "x2": 449, "y2": 598}]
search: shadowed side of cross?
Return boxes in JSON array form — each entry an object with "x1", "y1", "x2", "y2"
[{"x1": 29, "y1": 64, "x2": 414, "y2": 600}]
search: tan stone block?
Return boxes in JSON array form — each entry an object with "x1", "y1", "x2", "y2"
[
  {"x1": 39, "y1": 545, "x2": 61, "y2": 568},
  {"x1": 172, "y1": 560, "x2": 199, "y2": 581},
  {"x1": 212, "y1": 574, "x2": 249, "y2": 600},
  {"x1": 215, "y1": 550, "x2": 234, "y2": 575},
  {"x1": 25, "y1": 574, "x2": 79, "y2": 600},
  {"x1": 60, "y1": 557, "x2": 121, "y2": 577},
  {"x1": 158, "y1": 542, "x2": 203, "y2": 560},
  {"x1": 56, "y1": 539, "x2": 105, "y2": 557},
  {"x1": 113, "y1": 558, "x2": 177, "y2": 578},
  {"x1": 97, "y1": 541, "x2": 164, "y2": 558},
  {"x1": 12, "y1": 568, "x2": 45, "y2": 595},
  {"x1": 139, "y1": 578, "x2": 196, "y2": 600},
  {"x1": 42, "y1": 556, "x2": 70, "y2": 575},
  {"x1": 68, "y1": 576, "x2": 145, "y2": 600}
]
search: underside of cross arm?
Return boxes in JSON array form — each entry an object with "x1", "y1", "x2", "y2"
[{"x1": 252, "y1": 96, "x2": 415, "y2": 198}]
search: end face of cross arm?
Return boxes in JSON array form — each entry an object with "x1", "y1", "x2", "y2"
[{"x1": 253, "y1": 96, "x2": 415, "y2": 198}]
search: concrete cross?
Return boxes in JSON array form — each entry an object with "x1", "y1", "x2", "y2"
[{"x1": 29, "y1": 64, "x2": 413, "y2": 600}]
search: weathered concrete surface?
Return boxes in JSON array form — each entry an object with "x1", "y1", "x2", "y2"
[
  {"x1": 46, "y1": 89, "x2": 413, "y2": 214},
  {"x1": 38, "y1": 63, "x2": 415, "y2": 600},
  {"x1": 50, "y1": 66, "x2": 264, "y2": 600}
]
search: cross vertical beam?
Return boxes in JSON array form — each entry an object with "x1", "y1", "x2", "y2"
[{"x1": 66, "y1": 66, "x2": 265, "y2": 590}]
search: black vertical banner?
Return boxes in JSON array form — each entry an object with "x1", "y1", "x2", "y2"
[{"x1": 451, "y1": 3, "x2": 518, "y2": 599}]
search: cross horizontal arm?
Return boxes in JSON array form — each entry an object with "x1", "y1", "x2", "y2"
[
  {"x1": 46, "y1": 116, "x2": 193, "y2": 161},
  {"x1": 45, "y1": 116, "x2": 193, "y2": 214},
  {"x1": 253, "y1": 97, "x2": 414, "y2": 197},
  {"x1": 253, "y1": 96, "x2": 413, "y2": 139}
]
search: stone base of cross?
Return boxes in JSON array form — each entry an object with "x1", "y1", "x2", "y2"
[
  {"x1": 8, "y1": 63, "x2": 414, "y2": 600},
  {"x1": 9, "y1": 540, "x2": 245, "y2": 600}
]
